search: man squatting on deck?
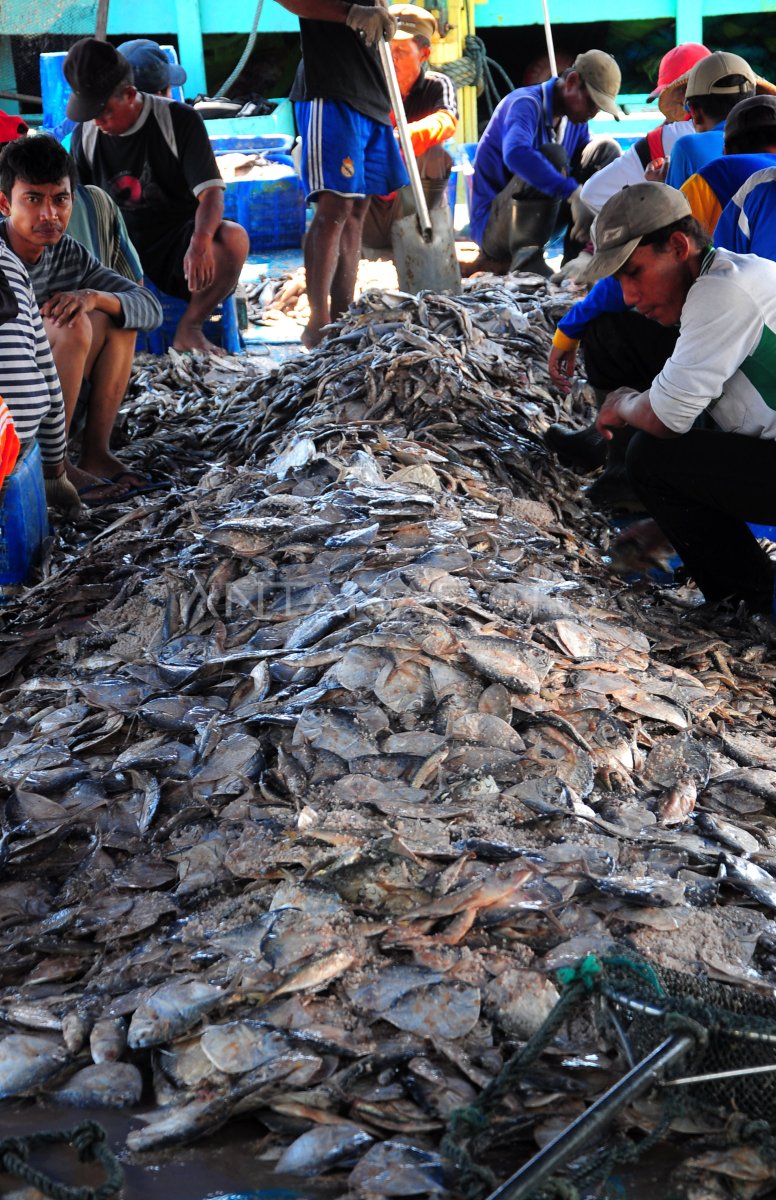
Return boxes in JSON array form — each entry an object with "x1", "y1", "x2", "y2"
[
  {"x1": 0, "y1": 135, "x2": 163, "y2": 506},
  {"x1": 278, "y1": 0, "x2": 408, "y2": 349},
  {"x1": 469, "y1": 49, "x2": 624, "y2": 276},
  {"x1": 65, "y1": 37, "x2": 248, "y2": 356},
  {"x1": 579, "y1": 182, "x2": 776, "y2": 615},
  {"x1": 360, "y1": 3, "x2": 458, "y2": 250}
]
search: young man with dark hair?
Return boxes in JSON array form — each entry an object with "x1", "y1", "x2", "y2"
[
  {"x1": 582, "y1": 182, "x2": 776, "y2": 615},
  {"x1": 0, "y1": 135, "x2": 162, "y2": 503},
  {"x1": 66, "y1": 37, "x2": 248, "y2": 356},
  {"x1": 361, "y1": 4, "x2": 458, "y2": 250}
]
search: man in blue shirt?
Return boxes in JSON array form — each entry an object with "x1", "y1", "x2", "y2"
[
  {"x1": 714, "y1": 95, "x2": 776, "y2": 259},
  {"x1": 470, "y1": 50, "x2": 623, "y2": 276},
  {"x1": 665, "y1": 51, "x2": 755, "y2": 190}
]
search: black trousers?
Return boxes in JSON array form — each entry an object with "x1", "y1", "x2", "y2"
[
  {"x1": 626, "y1": 428, "x2": 776, "y2": 610},
  {"x1": 583, "y1": 310, "x2": 680, "y2": 394}
]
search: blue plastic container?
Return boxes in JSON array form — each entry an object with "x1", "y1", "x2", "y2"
[
  {"x1": 135, "y1": 280, "x2": 241, "y2": 355},
  {"x1": 0, "y1": 441, "x2": 49, "y2": 589},
  {"x1": 749, "y1": 523, "x2": 776, "y2": 541},
  {"x1": 209, "y1": 132, "x2": 294, "y2": 156},
  {"x1": 39, "y1": 52, "x2": 76, "y2": 144},
  {"x1": 219, "y1": 155, "x2": 305, "y2": 253}
]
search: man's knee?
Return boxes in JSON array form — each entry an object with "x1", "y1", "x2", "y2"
[
  {"x1": 418, "y1": 145, "x2": 453, "y2": 181},
  {"x1": 217, "y1": 219, "x2": 250, "y2": 265},
  {"x1": 46, "y1": 310, "x2": 92, "y2": 357}
]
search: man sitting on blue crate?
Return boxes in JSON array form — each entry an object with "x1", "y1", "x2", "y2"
[
  {"x1": 0, "y1": 237, "x2": 80, "y2": 516},
  {"x1": 66, "y1": 38, "x2": 248, "y2": 356},
  {"x1": 0, "y1": 135, "x2": 163, "y2": 504},
  {"x1": 360, "y1": 4, "x2": 458, "y2": 251}
]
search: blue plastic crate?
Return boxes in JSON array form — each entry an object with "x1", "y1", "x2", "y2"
[
  {"x1": 135, "y1": 281, "x2": 241, "y2": 355},
  {"x1": 219, "y1": 156, "x2": 305, "y2": 253},
  {"x1": 0, "y1": 441, "x2": 49, "y2": 588}
]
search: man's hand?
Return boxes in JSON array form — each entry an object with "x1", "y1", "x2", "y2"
[
  {"x1": 184, "y1": 234, "x2": 216, "y2": 293},
  {"x1": 596, "y1": 386, "x2": 641, "y2": 440},
  {"x1": 345, "y1": 3, "x2": 397, "y2": 44},
  {"x1": 40, "y1": 289, "x2": 97, "y2": 328},
  {"x1": 43, "y1": 465, "x2": 82, "y2": 516},
  {"x1": 568, "y1": 186, "x2": 594, "y2": 243},
  {"x1": 548, "y1": 344, "x2": 577, "y2": 393}
]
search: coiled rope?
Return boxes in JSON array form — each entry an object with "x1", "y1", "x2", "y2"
[
  {"x1": 440, "y1": 35, "x2": 515, "y2": 114},
  {"x1": 0, "y1": 1121, "x2": 124, "y2": 1200}
]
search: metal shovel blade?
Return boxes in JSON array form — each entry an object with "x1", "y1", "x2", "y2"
[{"x1": 390, "y1": 205, "x2": 462, "y2": 296}]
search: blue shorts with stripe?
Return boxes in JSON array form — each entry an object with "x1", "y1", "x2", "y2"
[{"x1": 295, "y1": 99, "x2": 408, "y2": 200}]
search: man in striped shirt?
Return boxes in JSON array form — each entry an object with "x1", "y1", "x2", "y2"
[
  {"x1": 0, "y1": 135, "x2": 162, "y2": 503},
  {"x1": 0, "y1": 239, "x2": 80, "y2": 513}
]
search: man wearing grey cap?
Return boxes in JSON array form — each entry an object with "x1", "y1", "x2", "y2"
[
  {"x1": 469, "y1": 49, "x2": 623, "y2": 276},
  {"x1": 585, "y1": 181, "x2": 776, "y2": 615}
]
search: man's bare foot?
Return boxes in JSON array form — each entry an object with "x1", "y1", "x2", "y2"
[
  {"x1": 460, "y1": 253, "x2": 510, "y2": 278},
  {"x1": 79, "y1": 451, "x2": 139, "y2": 484},
  {"x1": 64, "y1": 459, "x2": 134, "y2": 503},
  {"x1": 301, "y1": 324, "x2": 325, "y2": 351},
  {"x1": 172, "y1": 322, "x2": 227, "y2": 357}
]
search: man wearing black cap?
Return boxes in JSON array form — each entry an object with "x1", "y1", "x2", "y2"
[
  {"x1": 581, "y1": 182, "x2": 776, "y2": 616},
  {"x1": 713, "y1": 96, "x2": 776, "y2": 259},
  {"x1": 66, "y1": 37, "x2": 248, "y2": 355}
]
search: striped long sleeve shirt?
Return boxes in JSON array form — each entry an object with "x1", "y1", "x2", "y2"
[
  {"x1": 0, "y1": 241, "x2": 66, "y2": 464},
  {"x1": 0, "y1": 221, "x2": 162, "y2": 331}
]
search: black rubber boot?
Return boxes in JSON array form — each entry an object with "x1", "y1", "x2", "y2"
[
  {"x1": 585, "y1": 428, "x2": 642, "y2": 511},
  {"x1": 509, "y1": 198, "x2": 561, "y2": 276},
  {"x1": 545, "y1": 422, "x2": 607, "y2": 471}
]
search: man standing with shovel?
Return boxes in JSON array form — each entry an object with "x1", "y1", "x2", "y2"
[{"x1": 280, "y1": 0, "x2": 408, "y2": 348}]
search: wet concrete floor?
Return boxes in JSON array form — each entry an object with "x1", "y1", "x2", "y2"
[{"x1": 0, "y1": 1102, "x2": 335, "y2": 1199}]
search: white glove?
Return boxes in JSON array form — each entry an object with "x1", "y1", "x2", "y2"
[
  {"x1": 44, "y1": 472, "x2": 82, "y2": 516},
  {"x1": 569, "y1": 186, "x2": 595, "y2": 243},
  {"x1": 345, "y1": 4, "x2": 397, "y2": 45}
]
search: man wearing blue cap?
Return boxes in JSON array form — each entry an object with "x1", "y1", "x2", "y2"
[{"x1": 116, "y1": 39, "x2": 187, "y2": 98}]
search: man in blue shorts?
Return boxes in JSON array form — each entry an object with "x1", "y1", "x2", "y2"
[{"x1": 279, "y1": 0, "x2": 408, "y2": 348}]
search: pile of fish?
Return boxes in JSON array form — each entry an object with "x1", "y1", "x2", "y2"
[{"x1": 2, "y1": 277, "x2": 776, "y2": 1197}]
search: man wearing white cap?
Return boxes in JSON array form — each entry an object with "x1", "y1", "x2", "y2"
[
  {"x1": 362, "y1": 3, "x2": 458, "y2": 249},
  {"x1": 666, "y1": 50, "x2": 757, "y2": 189},
  {"x1": 583, "y1": 182, "x2": 776, "y2": 615},
  {"x1": 469, "y1": 49, "x2": 623, "y2": 276}
]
